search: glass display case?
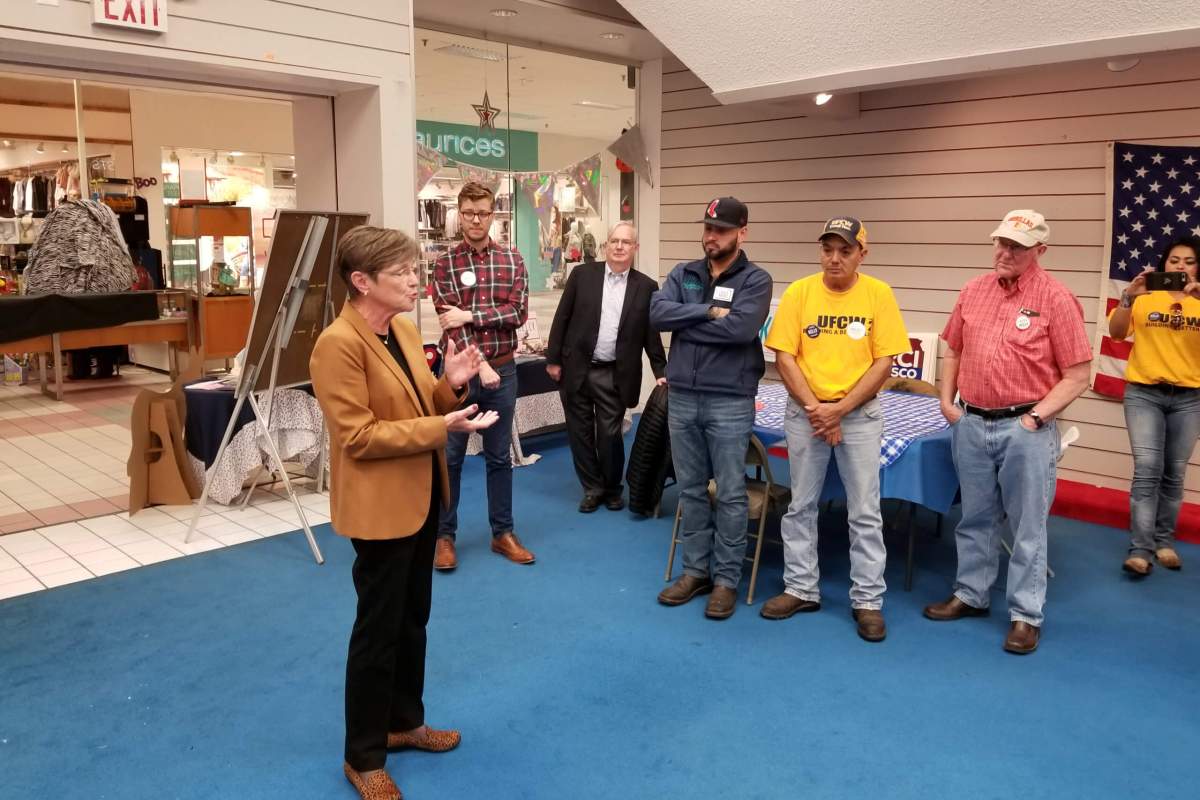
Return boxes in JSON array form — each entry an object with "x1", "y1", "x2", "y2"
[{"x1": 166, "y1": 204, "x2": 255, "y2": 363}]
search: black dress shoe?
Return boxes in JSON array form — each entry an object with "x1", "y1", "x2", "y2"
[
  {"x1": 604, "y1": 495, "x2": 625, "y2": 511},
  {"x1": 578, "y1": 494, "x2": 602, "y2": 513}
]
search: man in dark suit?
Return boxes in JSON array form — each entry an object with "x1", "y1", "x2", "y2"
[{"x1": 546, "y1": 222, "x2": 667, "y2": 512}]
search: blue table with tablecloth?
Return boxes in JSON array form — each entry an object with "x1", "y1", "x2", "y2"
[{"x1": 753, "y1": 383, "x2": 959, "y2": 588}]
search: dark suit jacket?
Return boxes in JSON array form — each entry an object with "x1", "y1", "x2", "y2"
[{"x1": 546, "y1": 261, "x2": 667, "y2": 408}]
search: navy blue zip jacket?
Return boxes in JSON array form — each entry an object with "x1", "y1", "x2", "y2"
[{"x1": 649, "y1": 250, "x2": 772, "y2": 397}]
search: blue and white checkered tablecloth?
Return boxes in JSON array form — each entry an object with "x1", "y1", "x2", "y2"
[{"x1": 754, "y1": 385, "x2": 948, "y2": 467}]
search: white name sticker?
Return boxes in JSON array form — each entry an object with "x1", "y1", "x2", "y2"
[
  {"x1": 713, "y1": 286, "x2": 734, "y2": 302},
  {"x1": 847, "y1": 321, "x2": 867, "y2": 340}
]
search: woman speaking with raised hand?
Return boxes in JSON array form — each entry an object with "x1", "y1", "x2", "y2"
[{"x1": 310, "y1": 226, "x2": 498, "y2": 800}]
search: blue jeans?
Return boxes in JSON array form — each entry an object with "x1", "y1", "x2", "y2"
[
  {"x1": 438, "y1": 361, "x2": 517, "y2": 540},
  {"x1": 668, "y1": 388, "x2": 755, "y2": 590},
  {"x1": 780, "y1": 398, "x2": 887, "y2": 609},
  {"x1": 1123, "y1": 383, "x2": 1200, "y2": 558},
  {"x1": 951, "y1": 412, "x2": 1058, "y2": 627}
]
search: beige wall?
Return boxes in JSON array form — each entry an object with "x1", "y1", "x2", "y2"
[
  {"x1": 657, "y1": 50, "x2": 1200, "y2": 502},
  {"x1": 128, "y1": 90, "x2": 295, "y2": 252}
]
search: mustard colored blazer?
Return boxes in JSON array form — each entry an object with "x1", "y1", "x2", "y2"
[{"x1": 310, "y1": 302, "x2": 465, "y2": 540}]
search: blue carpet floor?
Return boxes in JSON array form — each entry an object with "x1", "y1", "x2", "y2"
[{"x1": 2, "y1": 428, "x2": 1199, "y2": 799}]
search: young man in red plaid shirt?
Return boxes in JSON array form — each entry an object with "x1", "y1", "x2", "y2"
[
  {"x1": 431, "y1": 182, "x2": 533, "y2": 570},
  {"x1": 924, "y1": 210, "x2": 1091, "y2": 655}
]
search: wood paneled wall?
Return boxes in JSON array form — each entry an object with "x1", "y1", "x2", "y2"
[{"x1": 658, "y1": 50, "x2": 1200, "y2": 500}]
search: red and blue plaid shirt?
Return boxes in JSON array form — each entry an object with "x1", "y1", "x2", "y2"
[{"x1": 432, "y1": 239, "x2": 529, "y2": 360}]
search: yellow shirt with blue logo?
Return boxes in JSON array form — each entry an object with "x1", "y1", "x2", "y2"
[
  {"x1": 1110, "y1": 292, "x2": 1200, "y2": 388},
  {"x1": 765, "y1": 272, "x2": 910, "y2": 401}
]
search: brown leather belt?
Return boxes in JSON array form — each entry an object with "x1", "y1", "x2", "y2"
[{"x1": 489, "y1": 350, "x2": 515, "y2": 367}]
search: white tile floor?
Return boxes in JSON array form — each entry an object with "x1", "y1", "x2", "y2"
[{"x1": 0, "y1": 484, "x2": 329, "y2": 600}]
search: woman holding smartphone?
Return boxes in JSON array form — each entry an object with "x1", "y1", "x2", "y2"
[{"x1": 1108, "y1": 235, "x2": 1200, "y2": 576}]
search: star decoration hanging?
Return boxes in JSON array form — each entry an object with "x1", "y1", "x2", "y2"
[{"x1": 472, "y1": 91, "x2": 501, "y2": 131}]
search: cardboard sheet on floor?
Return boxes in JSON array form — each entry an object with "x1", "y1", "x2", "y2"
[{"x1": 127, "y1": 375, "x2": 202, "y2": 514}]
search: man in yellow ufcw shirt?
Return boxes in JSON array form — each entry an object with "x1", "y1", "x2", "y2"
[{"x1": 762, "y1": 216, "x2": 909, "y2": 642}]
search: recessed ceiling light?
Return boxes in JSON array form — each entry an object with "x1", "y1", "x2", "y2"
[
  {"x1": 814, "y1": 92, "x2": 834, "y2": 105},
  {"x1": 35, "y1": 142, "x2": 45, "y2": 154},
  {"x1": 490, "y1": 8, "x2": 518, "y2": 17},
  {"x1": 61, "y1": 143, "x2": 69, "y2": 153},
  {"x1": 599, "y1": 32, "x2": 624, "y2": 40},
  {"x1": 1106, "y1": 57, "x2": 1140, "y2": 72},
  {"x1": 2, "y1": 139, "x2": 11, "y2": 148},
  {"x1": 575, "y1": 100, "x2": 626, "y2": 110},
  {"x1": 230, "y1": 151, "x2": 245, "y2": 157}
]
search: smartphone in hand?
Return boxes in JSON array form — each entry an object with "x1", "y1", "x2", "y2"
[{"x1": 1145, "y1": 271, "x2": 1187, "y2": 291}]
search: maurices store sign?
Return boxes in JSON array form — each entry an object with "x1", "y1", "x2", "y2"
[{"x1": 416, "y1": 121, "x2": 537, "y2": 171}]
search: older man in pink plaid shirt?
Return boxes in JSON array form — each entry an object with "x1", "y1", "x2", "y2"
[{"x1": 923, "y1": 210, "x2": 1091, "y2": 656}]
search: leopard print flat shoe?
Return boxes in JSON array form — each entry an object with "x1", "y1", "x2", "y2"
[
  {"x1": 386, "y1": 726, "x2": 462, "y2": 752},
  {"x1": 343, "y1": 762, "x2": 402, "y2": 800}
]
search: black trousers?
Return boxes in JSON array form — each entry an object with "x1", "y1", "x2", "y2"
[
  {"x1": 561, "y1": 363, "x2": 627, "y2": 498},
  {"x1": 344, "y1": 488, "x2": 438, "y2": 771}
]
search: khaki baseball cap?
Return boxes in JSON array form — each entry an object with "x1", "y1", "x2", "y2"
[{"x1": 991, "y1": 209, "x2": 1050, "y2": 247}]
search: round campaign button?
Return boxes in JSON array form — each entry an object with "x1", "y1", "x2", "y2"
[
  {"x1": 805, "y1": 324, "x2": 820, "y2": 339},
  {"x1": 847, "y1": 321, "x2": 867, "y2": 340},
  {"x1": 460, "y1": 270, "x2": 477, "y2": 287},
  {"x1": 1015, "y1": 314, "x2": 1031, "y2": 331},
  {"x1": 1148, "y1": 312, "x2": 1162, "y2": 322}
]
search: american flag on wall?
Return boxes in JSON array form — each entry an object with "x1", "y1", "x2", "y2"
[{"x1": 1093, "y1": 142, "x2": 1200, "y2": 399}]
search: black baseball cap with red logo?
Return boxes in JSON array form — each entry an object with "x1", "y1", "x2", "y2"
[{"x1": 701, "y1": 197, "x2": 749, "y2": 229}]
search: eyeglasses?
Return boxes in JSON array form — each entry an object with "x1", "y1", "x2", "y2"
[
  {"x1": 1170, "y1": 302, "x2": 1184, "y2": 329},
  {"x1": 461, "y1": 211, "x2": 494, "y2": 221},
  {"x1": 608, "y1": 238, "x2": 635, "y2": 247},
  {"x1": 994, "y1": 239, "x2": 1033, "y2": 254}
]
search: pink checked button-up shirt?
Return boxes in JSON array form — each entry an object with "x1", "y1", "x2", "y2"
[{"x1": 942, "y1": 263, "x2": 1091, "y2": 408}]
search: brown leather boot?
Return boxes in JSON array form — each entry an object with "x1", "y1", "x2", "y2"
[
  {"x1": 490, "y1": 532, "x2": 535, "y2": 564},
  {"x1": 759, "y1": 593, "x2": 821, "y2": 620},
  {"x1": 852, "y1": 608, "x2": 887, "y2": 642},
  {"x1": 1003, "y1": 621, "x2": 1040, "y2": 654},
  {"x1": 657, "y1": 574, "x2": 713, "y2": 606},
  {"x1": 923, "y1": 595, "x2": 989, "y2": 621},
  {"x1": 705, "y1": 586, "x2": 737, "y2": 619},
  {"x1": 434, "y1": 538, "x2": 457, "y2": 571}
]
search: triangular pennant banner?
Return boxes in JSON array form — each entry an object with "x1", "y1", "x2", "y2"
[
  {"x1": 607, "y1": 126, "x2": 653, "y2": 188},
  {"x1": 415, "y1": 143, "x2": 447, "y2": 194},
  {"x1": 566, "y1": 154, "x2": 602, "y2": 214}
]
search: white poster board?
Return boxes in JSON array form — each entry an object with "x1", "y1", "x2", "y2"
[{"x1": 890, "y1": 333, "x2": 938, "y2": 383}]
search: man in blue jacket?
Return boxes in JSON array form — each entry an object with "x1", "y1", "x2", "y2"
[{"x1": 651, "y1": 197, "x2": 773, "y2": 619}]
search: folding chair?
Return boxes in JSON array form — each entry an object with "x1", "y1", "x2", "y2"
[{"x1": 664, "y1": 435, "x2": 790, "y2": 604}]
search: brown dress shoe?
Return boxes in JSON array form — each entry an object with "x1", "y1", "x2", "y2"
[
  {"x1": 760, "y1": 593, "x2": 821, "y2": 619},
  {"x1": 705, "y1": 586, "x2": 737, "y2": 619},
  {"x1": 658, "y1": 574, "x2": 713, "y2": 606},
  {"x1": 1123, "y1": 556, "x2": 1152, "y2": 576},
  {"x1": 923, "y1": 595, "x2": 989, "y2": 621},
  {"x1": 1004, "y1": 621, "x2": 1040, "y2": 654},
  {"x1": 387, "y1": 726, "x2": 461, "y2": 752},
  {"x1": 343, "y1": 763, "x2": 402, "y2": 800},
  {"x1": 434, "y1": 538, "x2": 457, "y2": 571},
  {"x1": 491, "y1": 532, "x2": 535, "y2": 564},
  {"x1": 1155, "y1": 548, "x2": 1182, "y2": 570},
  {"x1": 853, "y1": 608, "x2": 887, "y2": 642}
]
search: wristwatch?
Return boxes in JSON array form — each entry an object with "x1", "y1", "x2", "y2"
[
  {"x1": 1027, "y1": 410, "x2": 1045, "y2": 429},
  {"x1": 1119, "y1": 292, "x2": 1133, "y2": 309}
]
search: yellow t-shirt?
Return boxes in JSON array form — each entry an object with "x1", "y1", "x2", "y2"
[
  {"x1": 1109, "y1": 292, "x2": 1200, "y2": 387},
  {"x1": 765, "y1": 272, "x2": 910, "y2": 401}
]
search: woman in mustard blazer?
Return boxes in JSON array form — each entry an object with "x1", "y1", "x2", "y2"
[{"x1": 310, "y1": 227, "x2": 497, "y2": 800}]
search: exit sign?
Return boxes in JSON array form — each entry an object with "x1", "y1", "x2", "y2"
[{"x1": 93, "y1": 0, "x2": 168, "y2": 33}]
